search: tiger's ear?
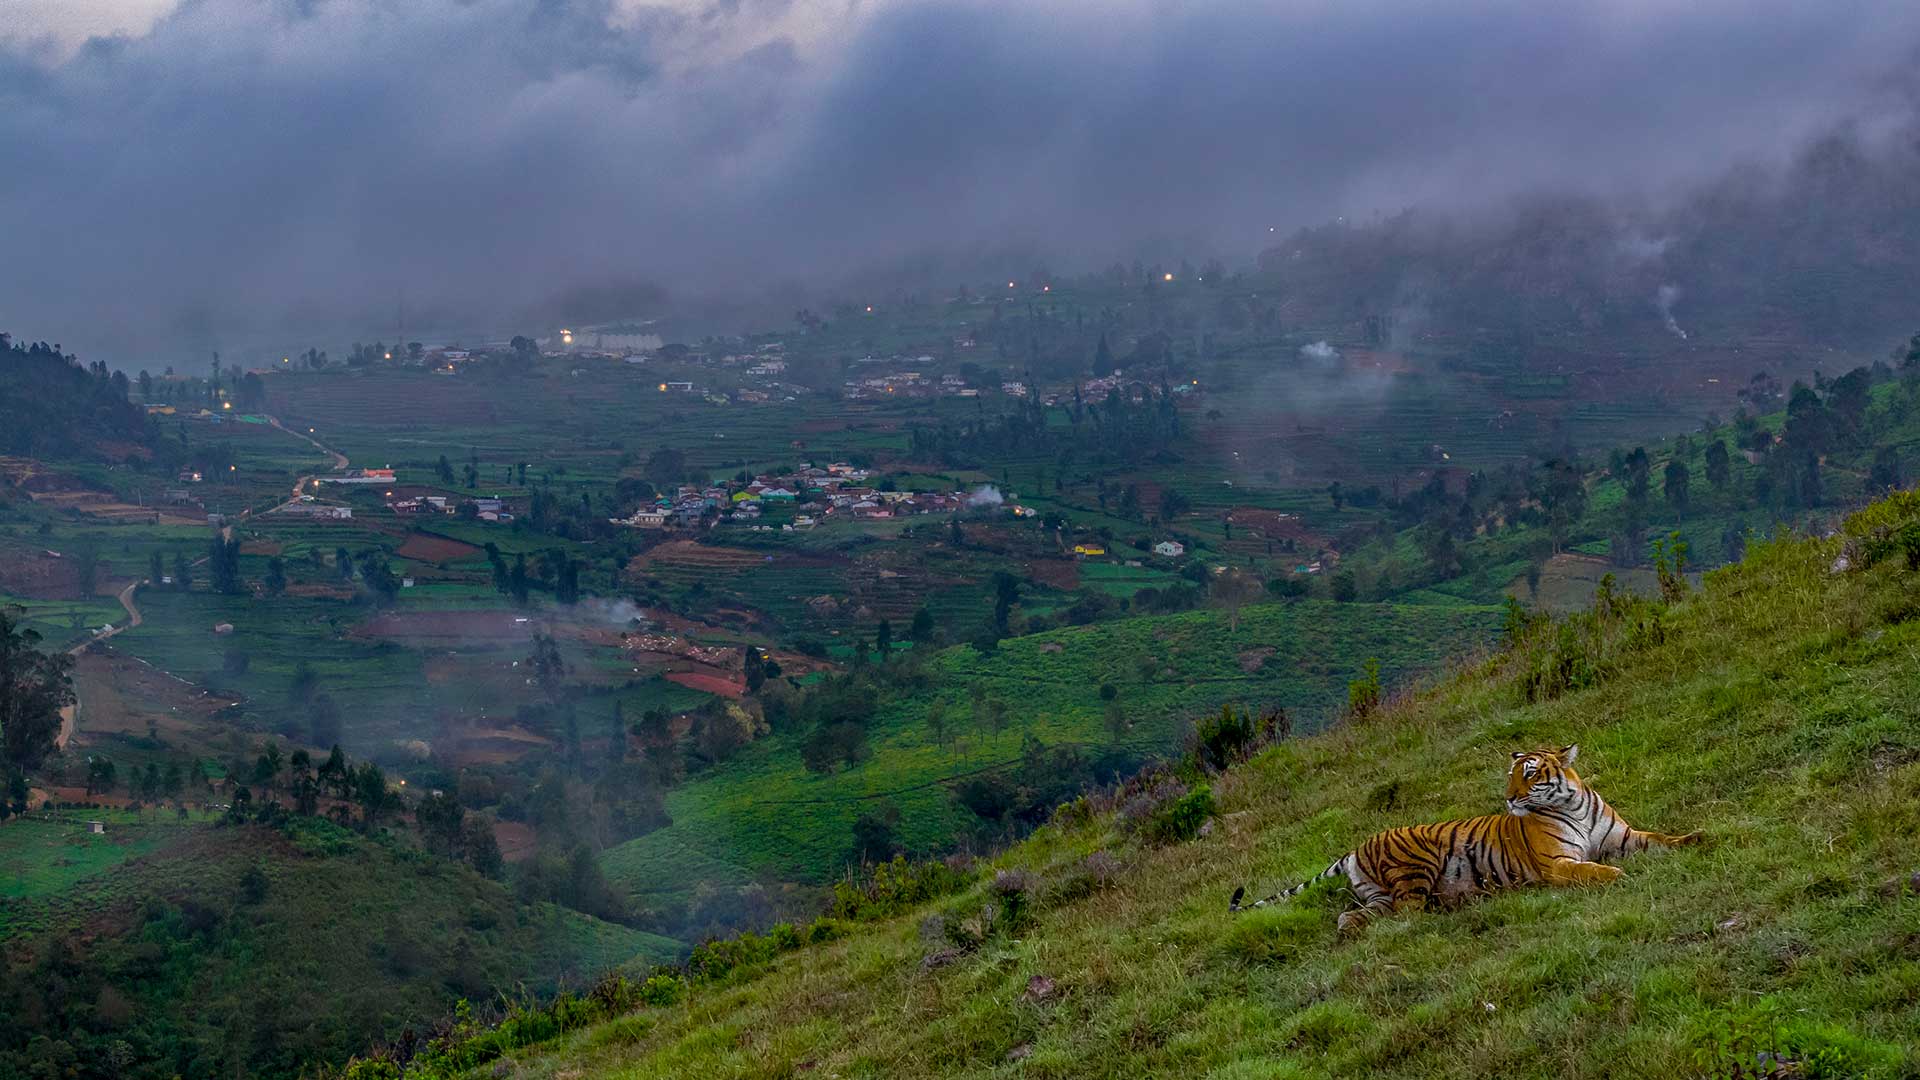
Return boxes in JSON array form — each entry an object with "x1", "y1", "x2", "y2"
[
  {"x1": 1558, "y1": 744, "x2": 1579, "y2": 764},
  {"x1": 1511, "y1": 751, "x2": 1526, "y2": 760}
]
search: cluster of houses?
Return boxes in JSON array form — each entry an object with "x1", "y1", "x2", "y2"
[{"x1": 610, "y1": 462, "x2": 975, "y2": 532}]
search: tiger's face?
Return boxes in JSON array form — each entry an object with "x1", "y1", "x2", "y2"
[{"x1": 1505, "y1": 745, "x2": 1581, "y2": 815}]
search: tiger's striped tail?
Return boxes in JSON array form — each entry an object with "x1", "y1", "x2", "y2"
[{"x1": 1229, "y1": 854, "x2": 1350, "y2": 913}]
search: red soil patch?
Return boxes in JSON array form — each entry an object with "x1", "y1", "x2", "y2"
[
  {"x1": 239, "y1": 540, "x2": 284, "y2": 556},
  {"x1": 494, "y1": 820, "x2": 538, "y2": 863},
  {"x1": 0, "y1": 545, "x2": 81, "y2": 599},
  {"x1": 395, "y1": 532, "x2": 482, "y2": 564},
  {"x1": 664, "y1": 670, "x2": 745, "y2": 698},
  {"x1": 1225, "y1": 507, "x2": 1325, "y2": 546},
  {"x1": 1025, "y1": 559, "x2": 1080, "y2": 590},
  {"x1": 70, "y1": 649, "x2": 238, "y2": 735}
]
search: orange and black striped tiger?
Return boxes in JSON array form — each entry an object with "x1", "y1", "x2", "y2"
[{"x1": 1229, "y1": 745, "x2": 1701, "y2": 933}]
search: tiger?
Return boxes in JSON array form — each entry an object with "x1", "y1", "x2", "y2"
[{"x1": 1228, "y1": 744, "x2": 1701, "y2": 933}]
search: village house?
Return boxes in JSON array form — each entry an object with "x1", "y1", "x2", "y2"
[
  {"x1": 1073, "y1": 543, "x2": 1107, "y2": 557},
  {"x1": 1154, "y1": 540, "x2": 1186, "y2": 557}
]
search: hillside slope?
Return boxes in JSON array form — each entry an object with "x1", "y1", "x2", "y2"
[
  {"x1": 0, "y1": 814, "x2": 680, "y2": 1079},
  {"x1": 602, "y1": 600, "x2": 1500, "y2": 908},
  {"x1": 384, "y1": 493, "x2": 1920, "y2": 1080}
]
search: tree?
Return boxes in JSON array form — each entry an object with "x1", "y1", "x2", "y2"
[
  {"x1": 1327, "y1": 481, "x2": 1345, "y2": 511},
  {"x1": 644, "y1": 448, "x2": 687, "y2": 490},
  {"x1": 1158, "y1": 487, "x2": 1190, "y2": 521},
  {"x1": 874, "y1": 619, "x2": 893, "y2": 661},
  {"x1": 743, "y1": 646, "x2": 766, "y2": 694},
  {"x1": 1330, "y1": 570, "x2": 1358, "y2": 603},
  {"x1": 850, "y1": 803, "x2": 901, "y2": 864},
  {"x1": 436, "y1": 454, "x2": 455, "y2": 484},
  {"x1": 992, "y1": 572, "x2": 1020, "y2": 635},
  {"x1": 1, "y1": 607, "x2": 75, "y2": 769},
  {"x1": 1704, "y1": 439, "x2": 1731, "y2": 491},
  {"x1": 910, "y1": 606, "x2": 935, "y2": 644},
  {"x1": 525, "y1": 634, "x2": 568, "y2": 702},
  {"x1": 416, "y1": 791, "x2": 467, "y2": 856},
  {"x1": 1868, "y1": 446, "x2": 1904, "y2": 494},
  {"x1": 1092, "y1": 333, "x2": 1115, "y2": 377},
  {"x1": 335, "y1": 546, "x2": 353, "y2": 580},
  {"x1": 1663, "y1": 458, "x2": 1690, "y2": 513},
  {"x1": 85, "y1": 756, "x2": 116, "y2": 796},
  {"x1": 208, "y1": 536, "x2": 244, "y2": 595},
  {"x1": 263, "y1": 557, "x2": 287, "y2": 597},
  {"x1": 288, "y1": 748, "x2": 318, "y2": 815},
  {"x1": 1210, "y1": 569, "x2": 1264, "y2": 632},
  {"x1": 71, "y1": 540, "x2": 100, "y2": 598},
  {"x1": 318, "y1": 744, "x2": 349, "y2": 799},
  {"x1": 357, "y1": 552, "x2": 401, "y2": 604},
  {"x1": 636, "y1": 707, "x2": 674, "y2": 752},
  {"x1": 148, "y1": 551, "x2": 164, "y2": 587},
  {"x1": 173, "y1": 552, "x2": 193, "y2": 592},
  {"x1": 463, "y1": 817, "x2": 504, "y2": 878},
  {"x1": 252, "y1": 742, "x2": 283, "y2": 797}
]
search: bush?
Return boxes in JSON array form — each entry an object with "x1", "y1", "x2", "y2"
[
  {"x1": 1121, "y1": 780, "x2": 1215, "y2": 845},
  {"x1": 1843, "y1": 488, "x2": 1920, "y2": 571},
  {"x1": 828, "y1": 855, "x2": 972, "y2": 921},
  {"x1": 1346, "y1": 658, "x2": 1382, "y2": 719},
  {"x1": 1189, "y1": 704, "x2": 1288, "y2": 771}
]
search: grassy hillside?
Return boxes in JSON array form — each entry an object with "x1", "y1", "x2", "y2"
[
  {"x1": 602, "y1": 600, "x2": 1500, "y2": 903},
  {"x1": 0, "y1": 812, "x2": 680, "y2": 1080},
  {"x1": 384, "y1": 495, "x2": 1920, "y2": 1079}
]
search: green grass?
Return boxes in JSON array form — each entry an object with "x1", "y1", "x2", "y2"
[
  {"x1": 603, "y1": 599, "x2": 1500, "y2": 895},
  {"x1": 442, "y1": 507, "x2": 1920, "y2": 1080},
  {"x1": 0, "y1": 811, "x2": 198, "y2": 909},
  {"x1": 0, "y1": 814, "x2": 682, "y2": 1078}
]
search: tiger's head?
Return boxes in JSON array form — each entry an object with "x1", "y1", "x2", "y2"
[{"x1": 1505, "y1": 745, "x2": 1584, "y2": 815}]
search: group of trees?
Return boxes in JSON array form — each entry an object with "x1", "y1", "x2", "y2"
[
  {"x1": 0, "y1": 334, "x2": 149, "y2": 460},
  {"x1": 0, "y1": 607, "x2": 75, "y2": 783}
]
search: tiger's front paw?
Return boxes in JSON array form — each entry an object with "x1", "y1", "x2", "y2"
[{"x1": 1336, "y1": 910, "x2": 1370, "y2": 936}]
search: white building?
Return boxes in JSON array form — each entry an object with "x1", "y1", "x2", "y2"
[{"x1": 1154, "y1": 540, "x2": 1186, "y2": 557}]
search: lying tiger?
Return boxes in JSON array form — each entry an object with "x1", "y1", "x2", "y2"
[{"x1": 1230, "y1": 744, "x2": 1701, "y2": 933}]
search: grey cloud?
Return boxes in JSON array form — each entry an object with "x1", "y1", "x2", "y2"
[{"x1": 3, "y1": 0, "x2": 1918, "y2": 365}]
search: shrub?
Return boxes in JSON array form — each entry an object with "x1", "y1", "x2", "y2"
[
  {"x1": 1346, "y1": 658, "x2": 1382, "y2": 719},
  {"x1": 828, "y1": 855, "x2": 972, "y2": 921},
  {"x1": 989, "y1": 868, "x2": 1039, "y2": 927},
  {"x1": 1129, "y1": 783, "x2": 1215, "y2": 845},
  {"x1": 1189, "y1": 704, "x2": 1288, "y2": 771},
  {"x1": 1843, "y1": 488, "x2": 1920, "y2": 571},
  {"x1": 637, "y1": 973, "x2": 685, "y2": 1007}
]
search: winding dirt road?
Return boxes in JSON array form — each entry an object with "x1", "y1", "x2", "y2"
[
  {"x1": 53, "y1": 416, "x2": 343, "y2": 753},
  {"x1": 55, "y1": 580, "x2": 143, "y2": 751}
]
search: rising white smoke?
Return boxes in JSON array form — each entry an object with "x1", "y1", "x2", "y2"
[
  {"x1": 1299, "y1": 341, "x2": 1341, "y2": 365},
  {"x1": 1656, "y1": 283, "x2": 1687, "y2": 339},
  {"x1": 967, "y1": 484, "x2": 1005, "y2": 507}
]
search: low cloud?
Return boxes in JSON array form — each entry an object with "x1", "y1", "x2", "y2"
[{"x1": 4, "y1": 0, "x2": 1919, "y2": 363}]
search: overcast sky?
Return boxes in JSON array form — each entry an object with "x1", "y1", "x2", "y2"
[{"x1": 4, "y1": 0, "x2": 1919, "y2": 364}]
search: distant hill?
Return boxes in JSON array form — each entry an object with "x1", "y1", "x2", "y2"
[
  {"x1": 0, "y1": 335, "x2": 151, "y2": 460},
  {"x1": 1259, "y1": 126, "x2": 1920, "y2": 355},
  {"x1": 0, "y1": 813, "x2": 679, "y2": 1080},
  {"x1": 369, "y1": 490, "x2": 1920, "y2": 1079}
]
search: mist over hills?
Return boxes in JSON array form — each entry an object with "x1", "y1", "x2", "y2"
[{"x1": 5, "y1": 0, "x2": 1920, "y2": 364}]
